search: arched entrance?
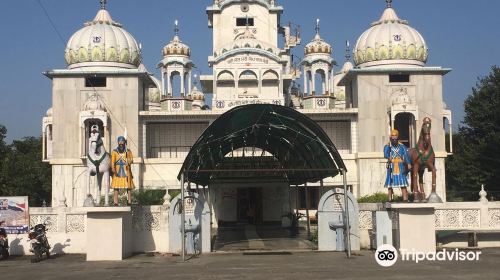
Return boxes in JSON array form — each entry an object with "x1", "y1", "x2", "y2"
[
  {"x1": 394, "y1": 112, "x2": 416, "y2": 148},
  {"x1": 177, "y1": 104, "x2": 347, "y2": 257}
]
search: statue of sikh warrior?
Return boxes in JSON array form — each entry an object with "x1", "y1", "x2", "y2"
[
  {"x1": 110, "y1": 136, "x2": 134, "y2": 205},
  {"x1": 384, "y1": 129, "x2": 411, "y2": 202}
]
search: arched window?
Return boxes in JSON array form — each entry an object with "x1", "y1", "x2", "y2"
[
  {"x1": 170, "y1": 71, "x2": 182, "y2": 97},
  {"x1": 314, "y1": 69, "x2": 326, "y2": 95},
  {"x1": 217, "y1": 71, "x2": 235, "y2": 99},
  {"x1": 239, "y1": 70, "x2": 258, "y2": 97},
  {"x1": 262, "y1": 70, "x2": 279, "y2": 95},
  {"x1": 83, "y1": 119, "x2": 104, "y2": 156}
]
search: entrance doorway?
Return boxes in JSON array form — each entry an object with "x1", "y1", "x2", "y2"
[
  {"x1": 394, "y1": 112, "x2": 416, "y2": 148},
  {"x1": 237, "y1": 187, "x2": 263, "y2": 224}
]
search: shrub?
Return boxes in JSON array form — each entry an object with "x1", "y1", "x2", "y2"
[
  {"x1": 357, "y1": 191, "x2": 413, "y2": 203},
  {"x1": 133, "y1": 189, "x2": 166, "y2": 205}
]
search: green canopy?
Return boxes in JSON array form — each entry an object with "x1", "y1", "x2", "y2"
[{"x1": 178, "y1": 104, "x2": 346, "y2": 186}]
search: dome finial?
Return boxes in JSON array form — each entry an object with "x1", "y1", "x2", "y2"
[
  {"x1": 315, "y1": 18, "x2": 320, "y2": 35},
  {"x1": 386, "y1": 0, "x2": 392, "y2": 8},
  {"x1": 345, "y1": 40, "x2": 351, "y2": 62},
  {"x1": 174, "y1": 20, "x2": 179, "y2": 36},
  {"x1": 100, "y1": 0, "x2": 107, "y2": 10}
]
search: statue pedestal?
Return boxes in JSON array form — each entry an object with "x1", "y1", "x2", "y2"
[
  {"x1": 385, "y1": 203, "x2": 438, "y2": 253},
  {"x1": 86, "y1": 207, "x2": 132, "y2": 261}
]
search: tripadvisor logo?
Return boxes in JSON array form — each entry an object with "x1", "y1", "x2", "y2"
[
  {"x1": 375, "y1": 244, "x2": 482, "y2": 267},
  {"x1": 375, "y1": 244, "x2": 398, "y2": 267}
]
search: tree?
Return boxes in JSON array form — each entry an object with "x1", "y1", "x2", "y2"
[
  {"x1": 446, "y1": 66, "x2": 500, "y2": 201},
  {"x1": 0, "y1": 134, "x2": 52, "y2": 206}
]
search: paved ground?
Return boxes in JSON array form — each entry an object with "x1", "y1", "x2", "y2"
[
  {"x1": 213, "y1": 224, "x2": 316, "y2": 251},
  {"x1": 1, "y1": 248, "x2": 500, "y2": 280}
]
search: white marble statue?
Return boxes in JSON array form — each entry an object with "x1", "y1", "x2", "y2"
[{"x1": 84, "y1": 125, "x2": 111, "y2": 206}]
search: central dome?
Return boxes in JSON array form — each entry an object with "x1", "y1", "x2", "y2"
[
  {"x1": 353, "y1": 1, "x2": 428, "y2": 68},
  {"x1": 64, "y1": 4, "x2": 141, "y2": 69}
]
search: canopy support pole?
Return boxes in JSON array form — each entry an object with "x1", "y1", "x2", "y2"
[
  {"x1": 305, "y1": 183, "x2": 311, "y2": 238},
  {"x1": 342, "y1": 169, "x2": 351, "y2": 258},
  {"x1": 181, "y1": 172, "x2": 186, "y2": 262}
]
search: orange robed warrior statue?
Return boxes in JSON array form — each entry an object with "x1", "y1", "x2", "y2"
[{"x1": 110, "y1": 136, "x2": 134, "y2": 205}]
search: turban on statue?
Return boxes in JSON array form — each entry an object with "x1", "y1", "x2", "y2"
[{"x1": 390, "y1": 129, "x2": 399, "y2": 138}]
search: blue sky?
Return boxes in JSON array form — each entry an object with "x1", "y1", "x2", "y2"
[{"x1": 1, "y1": 0, "x2": 499, "y2": 143}]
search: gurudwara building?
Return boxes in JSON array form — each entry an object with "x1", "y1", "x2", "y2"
[{"x1": 42, "y1": 0, "x2": 452, "y2": 226}]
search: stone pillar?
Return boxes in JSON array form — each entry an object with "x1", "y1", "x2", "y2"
[
  {"x1": 142, "y1": 122, "x2": 147, "y2": 158},
  {"x1": 386, "y1": 203, "x2": 437, "y2": 253},
  {"x1": 188, "y1": 70, "x2": 192, "y2": 95},
  {"x1": 180, "y1": 70, "x2": 185, "y2": 97},
  {"x1": 311, "y1": 70, "x2": 316, "y2": 95},
  {"x1": 167, "y1": 72, "x2": 172, "y2": 97},
  {"x1": 303, "y1": 70, "x2": 308, "y2": 95},
  {"x1": 161, "y1": 69, "x2": 166, "y2": 97},
  {"x1": 322, "y1": 70, "x2": 327, "y2": 95},
  {"x1": 86, "y1": 207, "x2": 132, "y2": 261}
]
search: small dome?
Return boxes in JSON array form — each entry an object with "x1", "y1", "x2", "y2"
[
  {"x1": 83, "y1": 93, "x2": 106, "y2": 111},
  {"x1": 304, "y1": 20, "x2": 332, "y2": 56},
  {"x1": 162, "y1": 21, "x2": 191, "y2": 57},
  {"x1": 305, "y1": 33, "x2": 332, "y2": 56},
  {"x1": 46, "y1": 107, "x2": 53, "y2": 117},
  {"x1": 340, "y1": 61, "x2": 353, "y2": 73},
  {"x1": 353, "y1": 2, "x2": 428, "y2": 68},
  {"x1": 65, "y1": 5, "x2": 141, "y2": 69},
  {"x1": 190, "y1": 86, "x2": 205, "y2": 101},
  {"x1": 162, "y1": 36, "x2": 191, "y2": 57}
]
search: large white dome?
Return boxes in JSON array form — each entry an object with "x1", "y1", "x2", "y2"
[
  {"x1": 353, "y1": 3, "x2": 428, "y2": 68},
  {"x1": 64, "y1": 6, "x2": 141, "y2": 69}
]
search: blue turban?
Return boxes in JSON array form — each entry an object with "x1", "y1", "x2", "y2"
[{"x1": 117, "y1": 136, "x2": 126, "y2": 142}]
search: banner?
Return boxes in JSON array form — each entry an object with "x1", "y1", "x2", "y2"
[{"x1": 0, "y1": 196, "x2": 29, "y2": 234}]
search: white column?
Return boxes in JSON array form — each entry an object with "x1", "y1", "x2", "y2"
[
  {"x1": 303, "y1": 70, "x2": 308, "y2": 95},
  {"x1": 167, "y1": 71, "x2": 172, "y2": 97},
  {"x1": 311, "y1": 69, "x2": 316, "y2": 95},
  {"x1": 180, "y1": 70, "x2": 185, "y2": 97},
  {"x1": 322, "y1": 70, "x2": 327, "y2": 95},
  {"x1": 42, "y1": 128, "x2": 46, "y2": 160},
  {"x1": 188, "y1": 70, "x2": 192, "y2": 95},
  {"x1": 161, "y1": 69, "x2": 166, "y2": 97}
]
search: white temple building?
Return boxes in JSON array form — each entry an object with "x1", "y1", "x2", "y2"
[{"x1": 42, "y1": 0, "x2": 452, "y2": 226}]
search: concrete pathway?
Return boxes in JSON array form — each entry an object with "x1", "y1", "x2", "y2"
[{"x1": 1, "y1": 249, "x2": 500, "y2": 279}]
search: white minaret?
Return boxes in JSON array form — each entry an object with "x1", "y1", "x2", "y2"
[
  {"x1": 301, "y1": 19, "x2": 334, "y2": 96},
  {"x1": 158, "y1": 20, "x2": 194, "y2": 98}
]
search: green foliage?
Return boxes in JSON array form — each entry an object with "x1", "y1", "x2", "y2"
[
  {"x1": 357, "y1": 192, "x2": 406, "y2": 203},
  {"x1": 133, "y1": 189, "x2": 166, "y2": 205},
  {"x1": 0, "y1": 130, "x2": 51, "y2": 207},
  {"x1": 101, "y1": 189, "x2": 166, "y2": 206},
  {"x1": 168, "y1": 189, "x2": 181, "y2": 199},
  {"x1": 358, "y1": 192, "x2": 389, "y2": 203},
  {"x1": 446, "y1": 66, "x2": 500, "y2": 201}
]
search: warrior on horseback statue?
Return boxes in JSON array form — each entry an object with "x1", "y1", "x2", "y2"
[{"x1": 385, "y1": 117, "x2": 443, "y2": 203}]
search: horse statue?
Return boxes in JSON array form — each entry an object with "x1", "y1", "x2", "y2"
[
  {"x1": 84, "y1": 125, "x2": 111, "y2": 206},
  {"x1": 408, "y1": 117, "x2": 442, "y2": 203}
]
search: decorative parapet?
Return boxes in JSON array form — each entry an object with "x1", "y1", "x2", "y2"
[
  {"x1": 131, "y1": 206, "x2": 167, "y2": 232},
  {"x1": 29, "y1": 205, "x2": 169, "y2": 234},
  {"x1": 30, "y1": 214, "x2": 59, "y2": 233},
  {"x1": 434, "y1": 209, "x2": 480, "y2": 229}
]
